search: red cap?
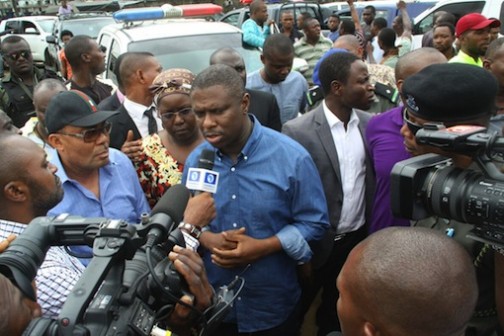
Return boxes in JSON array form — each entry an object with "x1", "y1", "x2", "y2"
[{"x1": 455, "y1": 13, "x2": 500, "y2": 37}]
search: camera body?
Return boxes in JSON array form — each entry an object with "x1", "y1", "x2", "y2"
[{"x1": 391, "y1": 125, "x2": 504, "y2": 247}]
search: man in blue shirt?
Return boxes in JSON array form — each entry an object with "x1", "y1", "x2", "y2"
[
  {"x1": 184, "y1": 64, "x2": 329, "y2": 335},
  {"x1": 247, "y1": 34, "x2": 308, "y2": 124},
  {"x1": 45, "y1": 90, "x2": 151, "y2": 265},
  {"x1": 242, "y1": 0, "x2": 270, "y2": 48}
]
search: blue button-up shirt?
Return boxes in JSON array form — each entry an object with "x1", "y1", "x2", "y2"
[
  {"x1": 183, "y1": 116, "x2": 329, "y2": 332},
  {"x1": 49, "y1": 148, "x2": 151, "y2": 265}
]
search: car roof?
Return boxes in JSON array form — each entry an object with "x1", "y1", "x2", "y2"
[
  {"x1": 6, "y1": 16, "x2": 57, "y2": 21},
  {"x1": 103, "y1": 19, "x2": 243, "y2": 42}
]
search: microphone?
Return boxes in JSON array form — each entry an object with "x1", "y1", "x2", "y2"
[{"x1": 186, "y1": 149, "x2": 219, "y2": 195}]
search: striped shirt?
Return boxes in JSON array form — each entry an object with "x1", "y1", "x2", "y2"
[{"x1": 294, "y1": 36, "x2": 333, "y2": 86}]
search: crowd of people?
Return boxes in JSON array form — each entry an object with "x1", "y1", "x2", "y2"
[{"x1": 1, "y1": 0, "x2": 504, "y2": 335}]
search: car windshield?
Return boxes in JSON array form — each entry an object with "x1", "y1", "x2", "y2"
[
  {"x1": 61, "y1": 17, "x2": 115, "y2": 39},
  {"x1": 128, "y1": 33, "x2": 263, "y2": 75},
  {"x1": 37, "y1": 19, "x2": 55, "y2": 33}
]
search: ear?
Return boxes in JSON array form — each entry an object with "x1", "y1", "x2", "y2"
[
  {"x1": 3, "y1": 181, "x2": 29, "y2": 203},
  {"x1": 396, "y1": 79, "x2": 404, "y2": 94},
  {"x1": 136, "y1": 68, "x2": 146, "y2": 84},
  {"x1": 363, "y1": 321, "x2": 379, "y2": 336},
  {"x1": 260, "y1": 54, "x2": 266, "y2": 65},
  {"x1": 47, "y1": 134, "x2": 64, "y2": 151},
  {"x1": 331, "y1": 79, "x2": 343, "y2": 96},
  {"x1": 80, "y1": 52, "x2": 90, "y2": 63},
  {"x1": 483, "y1": 58, "x2": 492, "y2": 70},
  {"x1": 241, "y1": 92, "x2": 250, "y2": 115}
]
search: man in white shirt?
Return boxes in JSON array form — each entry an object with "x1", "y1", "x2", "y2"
[
  {"x1": 283, "y1": 51, "x2": 375, "y2": 336},
  {"x1": 107, "y1": 52, "x2": 163, "y2": 159}
]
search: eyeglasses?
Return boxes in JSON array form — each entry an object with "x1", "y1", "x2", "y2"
[
  {"x1": 403, "y1": 109, "x2": 423, "y2": 136},
  {"x1": 58, "y1": 121, "x2": 112, "y2": 143},
  {"x1": 4, "y1": 50, "x2": 31, "y2": 61},
  {"x1": 160, "y1": 107, "x2": 193, "y2": 121}
]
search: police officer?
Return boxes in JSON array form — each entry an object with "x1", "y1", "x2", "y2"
[{"x1": 0, "y1": 36, "x2": 61, "y2": 128}]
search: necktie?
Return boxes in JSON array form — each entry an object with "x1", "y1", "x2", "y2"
[{"x1": 144, "y1": 106, "x2": 158, "y2": 135}]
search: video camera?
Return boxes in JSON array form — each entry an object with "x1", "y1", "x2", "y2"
[
  {"x1": 391, "y1": 124, "x2": 504, "y2": 247},
  {"x1": 0, "y1": 184, "x2": 242, "y2": 336}
]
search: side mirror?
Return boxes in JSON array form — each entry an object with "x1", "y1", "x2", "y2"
[{"x1": 46, "y1": 35, "x2": 56, "y2": 44}]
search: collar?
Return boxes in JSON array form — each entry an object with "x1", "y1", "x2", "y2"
[
  {"x1": 322, "y1": 100, "x2": 359, "y2": 129},
  {"x1": 123, "y1": 97, "x2": 151, "y2": 119},
  {"x1": 216, "y1": 115, "x2": 262, "y2": 161},
  {"x1": 0, "y1": 218, "x2": 25, "y2": 235},
  {"x1": 52, "y1": 150, "x2": 116, "y2": 185},
  {"x1": 457, "y1": 49, "x2": 483, "y2": 66}
]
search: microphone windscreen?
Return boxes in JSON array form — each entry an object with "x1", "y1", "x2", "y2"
[
  {"x1": 151, "y1": 184, "x2": 190, "y2": 224},
  {"x1": 198, "y1": 149, "x2": 215, "y2": 170}
]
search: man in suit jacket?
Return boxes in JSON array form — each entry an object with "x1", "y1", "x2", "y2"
[
  {"x1": 107, "y1": 52, "x2": 162, "y2": 158},
  {"x1": 98, "y1": 52, "x2": 128, "y2": 113},
  {"x1": 210, "y1": 47, "x2": 282, "y2": 131},
  {"x1": 282, "y1": 52, "x2": 375, "y2": 336}
]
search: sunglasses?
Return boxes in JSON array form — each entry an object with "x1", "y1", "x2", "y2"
[
  {"x1": 4, "y1": 50, "x2": 31, "y2": 61},
  {"x1": 58, "y1": 121, "x2": 112, "y2": 143},
  {"x1": 160, "y1": 107, "x2": 193, "y2": 121},
  {"x1": 403, "y1": 108, "x2": 424, "y2": 136}
]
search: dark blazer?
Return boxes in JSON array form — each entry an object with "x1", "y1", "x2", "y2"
[
  {"x1": 97, "y1": 92, "x2": 122, "y2": 112},
  {"x1": 108, "y1": 104, "x2": 141, "y2": 150},
  {"x1": 282, "y1": 104, "x2": 375, "y2": 269},
  {"x1": 247, "y1": 89, "x2": 282, "y2": 132}
]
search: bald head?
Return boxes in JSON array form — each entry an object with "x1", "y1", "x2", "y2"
[
  {"x1": 333, "y1": 35, "x2": 363, "y2": 59},
  {"x1": 33, "y1": 79, "x2": 67, "y2": 126},
  {"x1": 338, "y1": 227, "x2": 477, "y2": 336},
  {"x1": 119, "y1": 52, "x2": 156, "y2": 89},
  {"x1": 395, "y1": 47, "x2": 446, "y2": 86},
  {"x1": 0, "y1": 135, "x2": 39, "y2": 190},
  {"x1": 209, "y1": 48, "x2": 246, "y2": 85}
]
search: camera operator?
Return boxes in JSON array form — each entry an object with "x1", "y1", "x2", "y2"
[{"x1": 399, "y1": 63, "x2": 501, "y2": 335}]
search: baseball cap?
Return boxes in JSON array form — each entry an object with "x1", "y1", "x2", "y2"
[
  {"x1": 455, "y1": 13, "x2": 500, "y2": 38},
  {"x1": 402, "y1": 63, "x2": 497, "y2": 123},
  {"x1": 45, "y1": 90, "x2": 118, "y2": 134}
]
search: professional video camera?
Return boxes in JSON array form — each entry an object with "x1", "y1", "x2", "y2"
[
  {"x1": 0, "y1": 184, "x2": 243, "y2": 336},
  {"x1": 391, "y1": 124, "x2": 504, "y2": 247}
]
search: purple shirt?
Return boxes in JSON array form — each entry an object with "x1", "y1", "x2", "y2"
[{"x1": 366, "y1": 106, "x2": 411, "y2": 232}]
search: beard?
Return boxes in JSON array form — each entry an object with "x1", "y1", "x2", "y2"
[{"x1": 27, "y1": 176, "x2": 64, "y2": 216}]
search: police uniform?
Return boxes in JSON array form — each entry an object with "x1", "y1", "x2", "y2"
[{"x1": 0, "y1": 67, "x2": 61, "y2": 128}]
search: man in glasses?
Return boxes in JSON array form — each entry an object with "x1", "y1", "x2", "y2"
[
  {"x1": 0, "y1": 36, "x2": 62, "y2": 128},
  {"x1": 399, "y1": 63, "x2": 500, "y2": 335},
  {"x1": 45, "y1": 90, "x2": 151, "y2": 266},
  {"x1": 64, "y1": 35, "x2": 115, "y2": 105}
]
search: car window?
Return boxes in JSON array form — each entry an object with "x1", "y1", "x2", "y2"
[
  {"x1": 22, "y1": 21, "x2": 39, "y2": 34},
  {"x1": 221, "y1": 12, "x2": 241, "y2": 27},
  {"x1": 413, "y1": 1, "x2": 485, "y2": 34},
  {"x1": 107, "y1": 38, "x2": 122, "y2": 85},
  {"x1": 60, "y1": 17, "x2": 115, "y2": 39},
  {"x1": 37, "y1": 19, "x2": 55, "y2": 33},
  {"x1": 128, "y1": 33, "x2": 263, "y2": 76}
]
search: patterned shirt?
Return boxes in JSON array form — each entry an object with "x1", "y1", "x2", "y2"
[
  {"x1": 294, "y1": 36, "x2": 333, "y2": 86},
  {"x1": 0, "y1": 219, "x2": 85, "y2": 318}
]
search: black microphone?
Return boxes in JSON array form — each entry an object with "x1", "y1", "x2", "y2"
[{"x1": 193, "y1": 149, "x2": 216, "y2": 195}]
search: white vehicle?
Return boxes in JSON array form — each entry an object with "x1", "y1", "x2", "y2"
[
  {"x1": 97, "y1": 4, "x2": 264, "y2": 84},
  {"x1": 0, "y1": 16, "x2": 57, "y2": 64},
  {"x1": 412, "y1": 0, "x2": 504, "y2": 48}
]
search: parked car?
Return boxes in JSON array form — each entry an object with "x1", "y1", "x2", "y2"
[
  {"x1": 45, "y1": 13, "x2": 116, "y2": 72},
  {"x1": 412, "y1": 0, "x2": 504, "y2": 48},
  {"x1": 0, "y1": 16, "x2": 57, "y2": 65},
  {"x1": 219, "y1": 1, "x2": 333, "y2": 34},
  {"x1": 334, "y1": 0, "x2": 438, "y2": 29},
  {"x1": 97, "y1": 5, "x2": 265, "y2": 85}
]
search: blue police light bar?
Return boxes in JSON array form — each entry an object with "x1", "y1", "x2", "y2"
[{"x1": 113, "y1": 4, "x2": 222, "y2": 23}]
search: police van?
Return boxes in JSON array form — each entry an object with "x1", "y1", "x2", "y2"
[{"x1": 97, "y1": 4, "x2": 264, "y2": 84}]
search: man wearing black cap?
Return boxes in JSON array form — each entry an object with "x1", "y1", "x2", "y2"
[
  {"x1": 399, "y1": 63, "x2": 500, "y2": 335},
  {"x1": 45, "y1": 90, "x2": 151, "y2": 265},
  {"x1": 450, "y1": 13, "x2": 501, "y2": 66}
]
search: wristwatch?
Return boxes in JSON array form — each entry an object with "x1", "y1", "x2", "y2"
[{"x1": 178, "y1": 222, "x2": 202, "y2": 239}]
